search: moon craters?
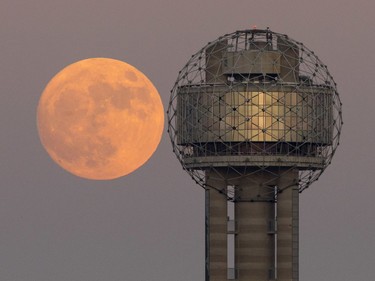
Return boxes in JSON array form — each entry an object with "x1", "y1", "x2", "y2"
[{"x1": 37, "y1": 58, "x2": 164, "y2": 180}]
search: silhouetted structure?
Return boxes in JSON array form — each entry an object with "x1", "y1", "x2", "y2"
[{"x1": 168, "y1": 28, "x2": 342, "y2": 281}]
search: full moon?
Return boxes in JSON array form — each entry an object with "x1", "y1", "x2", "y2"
[{"x1": 37, "y1": 58, "x2": 164, "y2": 180}]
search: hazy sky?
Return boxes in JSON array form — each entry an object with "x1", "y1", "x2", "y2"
[{"x1": 1, "y1": 1, "x2": 374, "y2": 280}]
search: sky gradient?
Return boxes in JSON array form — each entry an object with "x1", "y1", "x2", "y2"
[{"x1": 1, "y1": 0, "x2": 374, "y2": 280}]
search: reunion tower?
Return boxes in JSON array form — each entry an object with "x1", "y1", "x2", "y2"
[{"x1": 167, "y1": 28, "x2": 342, "y2": 281}]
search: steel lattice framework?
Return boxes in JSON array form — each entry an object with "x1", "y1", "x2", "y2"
[{"x1": 167, "y1": 29, "x2": 342, "y2": 200}]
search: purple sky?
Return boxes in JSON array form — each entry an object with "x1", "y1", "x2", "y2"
[{"x1": 1, "y1": 0, "x2": 374, "y2": 280}]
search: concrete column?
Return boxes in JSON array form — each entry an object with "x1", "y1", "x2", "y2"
[
  {"x1": 205, "y1": 171, "x2": 227, "y2": 281},
  {"x1": 235, "y1": 174, "x2": 275, "y2": 281},
  {"x1": 205, "y1": 40, "x2": 228, "y2": 84},
  {"x1": 277, "y1": 170, "x2": 299, "y2": 281},
  {"x1": 277, "y1": 37, "x2": 299, "y2": 83}
]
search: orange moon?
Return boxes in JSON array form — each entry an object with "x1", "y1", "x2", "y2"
[{"x1": 37, "y1": 58, "x2": 164, "y2": 180}]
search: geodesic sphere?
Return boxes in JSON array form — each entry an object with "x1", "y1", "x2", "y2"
[{"x1": 167, "y1": 29, "x2": 342, "y2": 194}]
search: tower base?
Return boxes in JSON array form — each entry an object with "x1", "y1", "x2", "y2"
[{"x1": 205, "y1": 168, "x2": 299, "y2": 281}]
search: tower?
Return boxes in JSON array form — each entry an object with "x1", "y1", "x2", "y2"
[{"x1": 167, "y1": 28, "x2": 342, "y2": 281}]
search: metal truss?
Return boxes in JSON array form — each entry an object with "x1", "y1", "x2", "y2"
[{"x1": 167, "y1": 28, "x2": 343, "y2": 200}]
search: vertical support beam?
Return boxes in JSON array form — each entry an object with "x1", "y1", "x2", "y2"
[
  {"x1": 277, "y1": 37, "x2": 299, "y2": 83},
  {"x1": 205, "y1": 189, "x2": 210, "y2": 281},
  {"x1": 205, "y1": 171, "x2": 228, "y2": 281},
  {"x1": 277, "y1": 170, "x2": 299, "y2": 281},
  {"x1": 235, "y1": 174, "x2": 275, "y2": 281},
  {"x1": 205, "y1": 40, "x2": 228, "y2": 83}
]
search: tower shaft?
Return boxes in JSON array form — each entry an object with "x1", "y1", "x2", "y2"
[
  {"x1": 277, "y1": 173, "x2": 299, "y2": 280},
  {"x1": 205, "y1": 169, "x2": 299, "y2": 281},
  {"x1": 205, "y1": 174, "x2": 228, "y2": 281},
  {"x1": 235, "y1": 173, "x2": 276, "y2": 281},
  {"x1": 168, "y1": 28, "x2": 342, "y2": 281}
]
